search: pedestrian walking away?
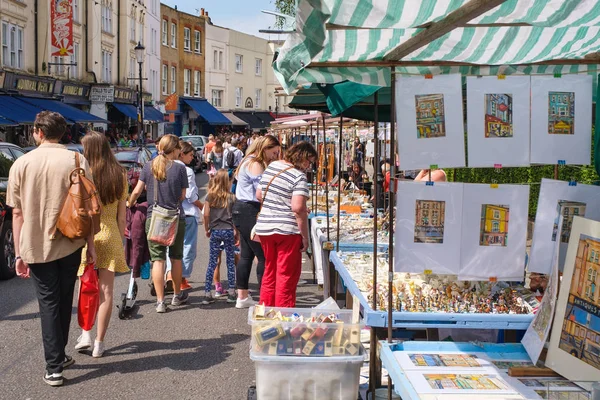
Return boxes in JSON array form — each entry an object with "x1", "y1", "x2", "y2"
[{"x1": 7, "y1": 111, "x2": 97, "y2": 387}]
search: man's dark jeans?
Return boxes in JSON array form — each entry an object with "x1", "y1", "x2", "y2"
[{"x1": 29, "y1": 248, "x2": 83, "y2": 374}]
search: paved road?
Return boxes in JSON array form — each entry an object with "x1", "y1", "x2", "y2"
[{"x1": 0, "y1": 172, "x2": 322, "y2": 400}]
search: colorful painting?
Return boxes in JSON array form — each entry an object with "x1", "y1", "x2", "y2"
[
  {"x1": 423, "y1": 374, "x2": 505, "y2": 390},
  {"x1": 491, "y1": 360, "x2": 533, "y2": 370},
  {"x1": 519, "y1": 378, "x2": 580, "y2": 388},
  {"x1": 480, "y1": 204, "x2": 509, "y2": 246},
  {"x1": 485, "y1": 94, "x2": 513, "y2": 138},
  {"x1": 552, "y1": 201, "x2": 586, "y2": 243},
  {"x1": 558, "y1": 234, "x2": 600, "y2": 372},
  {"x1": 409, "y1": 354, "x2": 481, "y2": 368},
  {"x1": 415, "y1": 94, "x2": 446, "y2": 138},
  {"x1": 414, "y1": 200, "x2": 445, "y2": 244},
  {"x1": 549, "y1": 92, "x2": 575, "y2": 135}
]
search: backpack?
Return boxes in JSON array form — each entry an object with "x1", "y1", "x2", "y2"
[
  {"x1": 225, "y1": 149, "x2": 236, "y2": 169},
  {"x1": 54, "y1": 153, "x2": 102, "y2": 240}
]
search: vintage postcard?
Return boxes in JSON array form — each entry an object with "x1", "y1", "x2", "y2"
[
  {"x1": 485, "y1": 93, "x2": 513, "y2": 138},
  {"x1": 480, "y1": 204, "x2": 510, "y2": 246},
  {"x1": 409, "y1": 353, "x2": 482, "y2": 368},
  {"x1": 548, "y1": 92, "x2": 575, "y2": 135},
  {"x1": 415, "y1": 94, "x2": 446, "y2": 138},
  {"x1": 414, "y1": 200, "x2": 445, "y2": 244},
  {"x1": 552, "y1": 201, "x2": 586, "y2": 243}
]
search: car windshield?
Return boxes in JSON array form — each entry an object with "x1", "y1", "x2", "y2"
[
  {"x1": 181, "y1": 136, "x2": 205, "y2": 147},
  {"x1": 114, "y1": 151, "x2": 139, "y2": 162}
]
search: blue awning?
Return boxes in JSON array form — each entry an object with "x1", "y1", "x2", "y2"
[
  {"x1": 0, "y1": 95, "x2": 45, "y2": 124},
  {"x1": 18, "y1": 96, "x2": 107, "y2": 124},
  {"x1": 181, "y1": 98, "x2": 231, "y2": 125},
  {"x1": 144, "y1": 106, "x2": 164, "y2": 122},
  {"x1": 0, "y1": 116, "x2": 17, "y2": 126},
  {"x1": 111, "y1": 103, "x2": 138, "y2": 120}
]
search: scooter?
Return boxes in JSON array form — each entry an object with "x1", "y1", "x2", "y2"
[{"x1": 117, "y1": 269, "x2": 139, "y2": 319}]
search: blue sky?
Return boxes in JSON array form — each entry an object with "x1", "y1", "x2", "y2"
[{"x1": 160, "y1": 0, "x2": 291, "y2": 40}]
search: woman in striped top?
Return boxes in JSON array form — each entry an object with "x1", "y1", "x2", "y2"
[{"x1": 254, "y1": 142, "x2": 317, "y2": 307}]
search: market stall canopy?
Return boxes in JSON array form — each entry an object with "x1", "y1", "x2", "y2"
[
  {"x1": 111, "y1": 103, "x2": 138, "y2": 120},
  {"x1": 182, "y1": 98, "x2": 231, "y2": 125},
  {"x1": 19, "y1": 97, "x2": 108, "y2": 124},
  {"x1": 0, "y1": 116, "x2": 17, "y2": 126},
  {"x1": 223, "y1": 112, "x2": 249, "y2": 126},
  {"x1": 0, "y1": 95, "x2": 52, "y2": 124},
  {"x1": 274, "y1": 0, "x2": 600, "y2": 93}
]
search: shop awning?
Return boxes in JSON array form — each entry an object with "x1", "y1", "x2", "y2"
[
  {"x1": 143, "y1": 106, "x2": 164, "y2": 122},
  {"x1": 223, "y1": 112, "x2": 249, "y2": 126},
  {"x1": 18, "y1": 97, "x2": 107, "y2": 124},
  {"x1": 0, "y1": 116, "x2": 17, "y2": 126},
  {"x1": 233, "y1": 112, "x2": 266, "y2": 130},
  {"x1": 111, "y1": 103, "x2": 138, "y2": 120},
  {"x1": 0, "y1": 95, "x2": 46, "y2": 124},
  {"x1": 255, "y1": 112, "x2": 275, "y2": 126},
  {"x1": 182, "y1": 98, "x2": 231, "y2": 125}
]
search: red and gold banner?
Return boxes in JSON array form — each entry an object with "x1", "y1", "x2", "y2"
[{"x1": 51, "y1": 0, "x2": 74, "y2": 56}]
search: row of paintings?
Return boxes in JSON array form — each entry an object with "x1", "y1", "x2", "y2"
[
  {"x1": 395, "y1": 181, "x2": 529, "y2": 280},
  {"x1": 396, "y1": 74, "x2": 592, "y2": 170}
]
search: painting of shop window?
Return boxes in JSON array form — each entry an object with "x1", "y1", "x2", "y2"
[
  {"x1": 480, "y1": 204, "x2": 509, "y2": 246},
  {"x1": 485, "y1": 94, "x2": 513, "y2": 138},
  {"x1": 415, "y1": 94, "x2": 446, "y2": 138},
  {"x1": 414, "y1": 200, "x2": 445, "y2": 243},
  {"x1": 558, "y1": 235, "x2": 600, "y2": 371},
  {"x1": 548, "y1": 92, "x2": 575, "y2": 135},
  {"x1": 552, "y1": 201, "x2": 586, "y2": 243}
]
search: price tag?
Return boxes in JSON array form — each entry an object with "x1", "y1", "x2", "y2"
[
  {"x1": 554, "y1": 73, "x2": 562, "y2": 78},
  {"x1": 557, "y1": 160, "x2": 566, "y2": 165},
  {"x1": 497, "y1": 74, "x2": 506, "y2": 80},
  {"x1": 489, "y1": 277, "x2": 498, "y2": 282},
  {"x1": 493, "y1": 163, "x2": 502, "y2": 169},
  {"x1": 426, "y1": 181, "x2": 434, "y2": 186},
  {"x1": 490, "y1": 183, "x2": 499, "y2": 188},
  {"x1": 424, "y1": 269, "x2": 433, "y2": 275},
  {"x1": 430, "y1": 164, "x2": 438, "y2": 169},
  {"x1": 569, "y1": 181, "x2": 577, "y2": 186},
  {"x1": 424, "y1": 74, "x2": 433, "y2": 79}
]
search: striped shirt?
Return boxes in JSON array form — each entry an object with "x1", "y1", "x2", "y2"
[{"x1": 255, "y1": 160, "x2": 309, "y2": 236}]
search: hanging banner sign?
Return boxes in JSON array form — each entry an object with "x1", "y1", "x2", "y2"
[{"x1": 51, "y1": 0, "x2": 74, "y2": 56}]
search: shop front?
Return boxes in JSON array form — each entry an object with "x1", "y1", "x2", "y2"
[{"x1": 177, "y1": 97, "x2": 231, "y2": 136}]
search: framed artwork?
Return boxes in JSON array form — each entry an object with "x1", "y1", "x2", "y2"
[
  {"x1": 459, "y1": 184, "x2": 530, "y2": 281},
  {"x1": 466, "y1": 76, "x2": 531, "y2": 167},
  {"x1": 395, "y1": 181, "x2": 463, "y2": 275},
  {"x1": 546, "y1": 217, "x2": 600, "y2": 383},
  {"x1": 404, "y1": 369, "x2": 518, "y2": 395},
  {"x1": 529, "y1": 179, "x2": 600, "y2": 274},
  {"x1": 396, "y1": 74, "x2": 465, "y2": 170},
  {"x1": 530, "y1": 75, "x2": 592, "y2": 165}
]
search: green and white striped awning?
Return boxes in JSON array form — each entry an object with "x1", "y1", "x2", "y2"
[{"x1": 274, "y1": 0, "x2": 600, "y2": 93}]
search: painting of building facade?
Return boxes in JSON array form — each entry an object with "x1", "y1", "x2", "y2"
[
  {"x1": 480, "y1": 204, "x2": 509, "y2": 246},
  {"x1": 415, "y1": 94, "x2": 446, "y2": 138},
  {"x1": 548, "y1": 92, "x2": 575, "y2": 134},
  {"x1": 552, "y1": 201, "x2": 586, "y2": 243},
  {"x1": 558, "y1": 235, "x2": 600, "y2": 371},
  {"x1": 485, "y1": 94, "x2": 513, "y2": 138},
  {"x1": 414, "y1": 200, "x2": 445, "y2": 243}
]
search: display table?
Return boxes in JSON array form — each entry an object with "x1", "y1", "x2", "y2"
[{"x1": 329, "y1": 250, "x2": 534, "y2": 330}]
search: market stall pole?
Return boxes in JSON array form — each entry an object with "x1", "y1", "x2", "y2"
[
  {"x1": 387, "y1": 66, "x2": 396, "y2": 400},
  {"x1": 323, "y1": 113, "x2": 331, "y2": 243},
  {"x1": 336, "y1": 115, "x2": 343, "y2": 251}
]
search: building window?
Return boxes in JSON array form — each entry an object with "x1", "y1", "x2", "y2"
[
  {"x1": 493, "y1": 210, "x2": 500, "y2": 219},
  {"x1": 194, "y1": 30, "x2": 201, "y2": 53},
  {"x1": 2, "y1": 23, "x2": 24, "y2": 69},
  {"x1": 211, "y1": 89, "x2": 222, "y2": 107},
  {"x1": 130, "y1": 10, "x2": 136, "y2": 41},
  {"x1": 235, "y1": 54, "x2": 243, "y2": 73},
  {"x1": 129, "y1": 57, "x2": 135, "y2": 87},
  {"x1": 183, "y1": 28, "x2": 190, "y2": 51},
  {"x1": 255, "y1": 89, "x2": 261, "y2": 109},
  {"x1": 101, "y1": 2, "x2": 113, "y2": 34},
  {"x1": 255, "y1": 58, "x2": 262, "y2": 76},
  {"x1": 194, "y1": 71, "x2": 200, "y2": 96},
  {"x1": 171, "y1": 23, "x2": 177, "y2": 48},
  {"x1": 170, "y1": 66, "x2": 176, "y2": 93},
  {"x1": 184, "y1": 69, "x2": 190, "y2": 96},
  {"x1": 162, "y1": 65, "x2": 167, "y2": 94},
  {"x1": 52, "y1": 56, "x2": 65, "y2": 76},
  {"x1": 162, "y1": 20, "x2": 167, "y2": 45},
  {"x1": 492, "y1": 221, "x2": 500, "y2": 233},
  {"x1": 71, "y1": 42, "x2": 79, "y2": 79},
  {"x1": 73, "y1": 0, "x2": 80, "y2": 23},
  {"x1": 213, "y1": 50, "x2": 218, "y2": 70},
  {"x1": 235, "y1": 87, "x2": 242, "y2": 107},
  {"x1": 219, "y1": 51, "x2": 223, "y2": 70},
  {"x1": 138, "y1": 15, "x2": 143, "y2": 43},
  {"x1": 101, "y1": 50, "x2": 112, "y2": 83}
]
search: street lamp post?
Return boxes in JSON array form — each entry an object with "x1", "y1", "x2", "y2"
[{"x1": 135, "y1": 42, "x2": 145, "y2": 144}]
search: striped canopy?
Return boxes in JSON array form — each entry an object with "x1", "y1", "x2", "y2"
[{"x1": 274, "y1": 0, "x2": 600, "y2": 93}]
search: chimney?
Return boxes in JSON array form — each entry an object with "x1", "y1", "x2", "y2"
[
  {"x1": 200, "y1": 8, "x2": 204, "y2": 16},
  {"x1": 174, "y1": 5, "x2": 177, "y2": 10},
  {"x1": 205, "y1": 11, "x2": 208, "y2": 17}
]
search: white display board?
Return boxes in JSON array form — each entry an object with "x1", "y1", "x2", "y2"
[
  {"x1": 396, "y1": 74, "x2": 465, "y2": 170},
  {"x1": 395, "y1": 181, "x2": 463, "y2": 275},
  {"x1": 530, "y1": 75, "x2": 592, "y2": 165},
  {"x1": 528, "y1": 179, "x2": 600, "y2": 273},
  {"x1": 466, "y1": 76, "x2": 531, "y2": 167},
  {"x1": 459, "y1": 184, "x2": 530, "y2": 281}
]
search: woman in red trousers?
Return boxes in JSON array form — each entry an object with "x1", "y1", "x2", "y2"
[{"x1": 254, "y1": 142, "x2": 317, "y2": 307}]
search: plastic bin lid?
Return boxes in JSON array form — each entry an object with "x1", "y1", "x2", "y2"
[{"x1": 249, "y1": 351, "x2": 366, "y2": 363}]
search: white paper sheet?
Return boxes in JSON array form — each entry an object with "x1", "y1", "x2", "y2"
[
  {"x1": 458, "y1": 184, "x2": 530, "y2": 281},
  {"x1": 396, "y1": 74, "x2": 466, "y2": 170},
  {"x1": 528, "y1": 179, "x2": 600, "y2": 273},
  {"x1": 530, "y1": 75, "x2": 592, "y2": 165},
  {"x1": 466, "y1": 76, "x2": 531, "y2": 168},
  {"x1": 395, "y1": 181, "x2": 463, "y2": 274}
]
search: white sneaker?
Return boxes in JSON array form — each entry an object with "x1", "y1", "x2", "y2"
[
  {"x1": 75, "y1": 331, "x2": 93, "y2": 350},
  {"x1": 235, "y1": 296, "x2": 256, "y2": 309},
  {"x1": 92, "y1": 340, "x2": 105, "y2": 358}
]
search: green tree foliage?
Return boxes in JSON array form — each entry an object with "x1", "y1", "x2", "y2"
[{"x1": 274, "y1": 0, "x2": 296, "y2": 27}]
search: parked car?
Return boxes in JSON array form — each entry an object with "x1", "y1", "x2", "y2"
[
  {"x1": 114, "y1": 147, "x2": 152, "y2": 194},
  {"x1": 0, "y1": 143, "x2": 26, "y2": 280},
  {"x1": 180, "y1": 135, "x2": 208, "y2": 172}
]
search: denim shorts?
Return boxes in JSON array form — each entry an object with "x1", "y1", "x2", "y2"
[{"x1": 145, "y1": 218, "x2": 186, "y2": 261}]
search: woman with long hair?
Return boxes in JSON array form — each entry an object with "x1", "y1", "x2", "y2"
[
  {"x1": 254, "y1": 141, "x2": 317, "y2": 307},
  {"x1": 232, "y1": 135, "x2": 281, "y2": 308},
  {"x1": 128, "y1": 134, "x2": 189, "y2": 313},
  {"x1": 74, "y1": 131, "x2": 128, "y2": 357},
  {"x1": 208, "y1": 140, "x2": 225, "y2": 174}
]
